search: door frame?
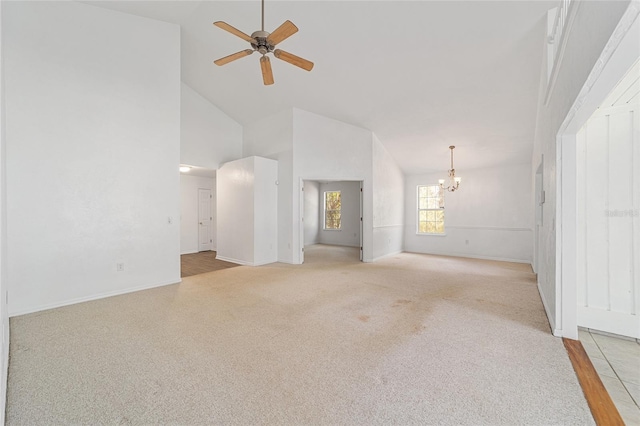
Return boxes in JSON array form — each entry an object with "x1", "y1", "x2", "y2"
[
  {"x1": 299, "y1": 178, "x2": 364, "y2": 263},
  {"x1": 533, "y1": 158, "x2": 544, "y2": 275}
]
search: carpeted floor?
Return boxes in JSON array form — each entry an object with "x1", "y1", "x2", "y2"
[{"x1": 7, "y1": 245, "x2": 594, "y2": 425}]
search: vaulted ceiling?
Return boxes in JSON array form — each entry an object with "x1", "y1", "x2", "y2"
[{"x1": 87, "y1": 0, "x2": 557, "y2": 174}]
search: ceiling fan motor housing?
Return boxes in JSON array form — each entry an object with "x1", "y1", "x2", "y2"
[{"x1": 251, "y1": 31, "x2": 273, "y2": 55}]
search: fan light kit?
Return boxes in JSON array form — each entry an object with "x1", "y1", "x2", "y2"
[
  {"x1": 439, "y1": 146, "x2": 462, "y2": 192},
  {"x1": 213, "y1": 0, "x2": 314, "y2": 85}
]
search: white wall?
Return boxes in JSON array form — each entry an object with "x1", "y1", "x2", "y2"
[
  {"x1": 405, "y1": 163, "x2": 533, "y2": 263},
  {"x1": 216, "y1": 156, "x2": 278, "y2": 266},
  {"x1": 303, "y1": 180, "x2": 320, "y2": 246},
  {"x1": 532, "y1": 0, "x2": 632, "y2": 334},
  {"x1": 0, "y1": 2, "x2": 9, "y2": 420},
  {"x1": 318, "y1": 181, "x2": 361, "y2": 247},
  {"x1": 180, "y1": 82, "x2": 242, "y2": 170},
  {"x1": 217, "y1": 157, "x2": 255, "y2": 265},
  {"x1": 180, "y1": 174, "x2": 216, "y2": 254},
  {"x1": 244, "y1": 108, "x2": 404, "y2": 263},
  {"x1": 243, "y1": 109, "x2": 294, "y2": 263},
  {"x1": 372, "y1": 135, "x2": 404, "y2": 260},
  {"x1": 253, "y1": 157, "x2": 279, "y2": 266},
  {"x1": 4, "y1": 2, "x2": 181, "y2": 316},
  {"x1": 292, "y1": 108, "x2": 374, "y2": 262},
  {"x1": 179, "y1": 82, "x2": 242, "y2": 255}
]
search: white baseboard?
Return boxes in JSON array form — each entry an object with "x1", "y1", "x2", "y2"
[
  {"x1": 252, "y1": 259, "x2": 278, "y2": 266},
  {"x1": 316, "y1": 242, "x2": 360, "y2": 248},
  {"x1": 215, "y1": 255, "x2": 252, "y2": 266},
  {"x1": 215, "y1": 255, "x2": 277, "y2": 267},
  {"x1": 404, "y1": 250, "x2": 531, "y2": 265},
  {"x1": 537, "y1": 280, "x2": 559, "y2": 336},
  {"x1": 8, "y1": 277, "x2": 181, "y2": 318},
  {"x1": 180, "y1": 250, "x2": 198, "y2": 255}
]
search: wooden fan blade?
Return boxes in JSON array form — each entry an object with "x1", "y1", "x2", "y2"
[
  {"x1": 213, "y1": 21, "x2": 255, "y2": 43},
  {"x1": 260, "y1": 56, "x2": 274, "y2": 85},
  {"x1": 267, "y1": 20, "x2": 298, "y2": 46},
  {"x1": 214, "y1": 49, "x2": 254, "y2": 66},
  {"x1": 273, "y1": 49, "x2": 314, "y2": 71}
]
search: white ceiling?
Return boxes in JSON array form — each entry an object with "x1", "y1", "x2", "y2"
[{"x1": 87, "y1": 0, "x2": 557, "y2": 174}]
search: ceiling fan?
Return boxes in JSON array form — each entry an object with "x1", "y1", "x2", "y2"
[{"x1": 213, "y1": 0, "x2": 314, "y2": 85}]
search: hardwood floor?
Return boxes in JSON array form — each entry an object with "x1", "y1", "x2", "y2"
[
  {"x1": 563, "y1": 338, "x2": 625, "y2": 426},
  {"x1": 180, "y1": 251, "x2": 238, "y2": 278}
]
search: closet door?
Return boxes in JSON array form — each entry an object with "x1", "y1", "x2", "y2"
[{"x1": 576, "y1": 94, "x2": 640, "y2": 338}]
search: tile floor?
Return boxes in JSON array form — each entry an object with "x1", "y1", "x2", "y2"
[{"x1": 579, "y1": 328, "x2": 640, "y2": 425}]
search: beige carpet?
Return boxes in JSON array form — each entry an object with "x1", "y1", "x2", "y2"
[{"x1": 7, "y1": 245, "x2": 594, "y2": 425}]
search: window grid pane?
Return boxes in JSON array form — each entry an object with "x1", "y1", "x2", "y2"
[
  {"x1": 324, "y1": 191, "x2": 342, "y2": 230},
  {"x1": 417, "y1": 185, "x2": 445, "y2": 234}
]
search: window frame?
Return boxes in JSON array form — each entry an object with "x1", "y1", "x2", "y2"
[
  {"x1": 416, "y1": 184, "x2": 446, "y2": 236},
  {"x1": 323, "y1": 190, "x2": 342, "y2": 231}
]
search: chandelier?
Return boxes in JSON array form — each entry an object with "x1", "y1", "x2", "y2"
[{"x1": 439, "y1": 146, "x2": 461, "y2": 192}]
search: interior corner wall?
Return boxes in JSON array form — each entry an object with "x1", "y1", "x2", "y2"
[
  {"x1": 318, "y1": 181, "x2": 361, "y2": 247},
  {"x1": 180, "y1": 174, "x2": 216, "y2": 254},
  {"x1": 292, "y1": 108, "x2": 374, "y2": 263},
  {"x1": 216, "y1": 156, "x2": 278, "y2": 266},
  {"x1": 531, "y1": 0, "x2": 631, "y2": 333},
  {"x1": 303, "y1": 180, "x2": 320, "y2": 246},
  {"x1": 3, "y1": 1, "x2": 181, "y2": 316},
  {"x1": 372, "y1": 134, "x2": 404, "y2": 260},
  {"x1": 243, "y1": 109, "x2": 294, "y2": 263},
  {"x1": 216, "y1": 157, "x2": 255, "y2": 265},
  {"x1": 404, "y1": 163, "x2": 533, "y2": 263},
  {"x1": 0, "y1": 1, "x2": 9, "y2": 420},
  {"x1": 180, "y1": 82, "x2": 242, "y2": 170}
]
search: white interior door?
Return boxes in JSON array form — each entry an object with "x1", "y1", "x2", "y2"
[
  {"x1": 198, "y1": 188, "x2": 212, "y2": 252},
  {"x1": 575, "y1": 94, "x2": 640, "y2": 338}
]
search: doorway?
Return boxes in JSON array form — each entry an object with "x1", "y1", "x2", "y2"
[
  {"x1": 180, "y1": 166, "x2": 223, "y2": 277},
  {"x1": 180, "y1": 166, "x2": 216, "y2": 254},
  {"x1": 301, "y1": 180, "x2": 363, "y2": 263}
]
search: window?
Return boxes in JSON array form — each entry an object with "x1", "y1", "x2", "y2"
[
  {"x1": 417, "y1": 185, "x2": 444, "y2": 234},
  {"x1": 324, "y1": 191, "x2": 341, "y2": 230}
]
